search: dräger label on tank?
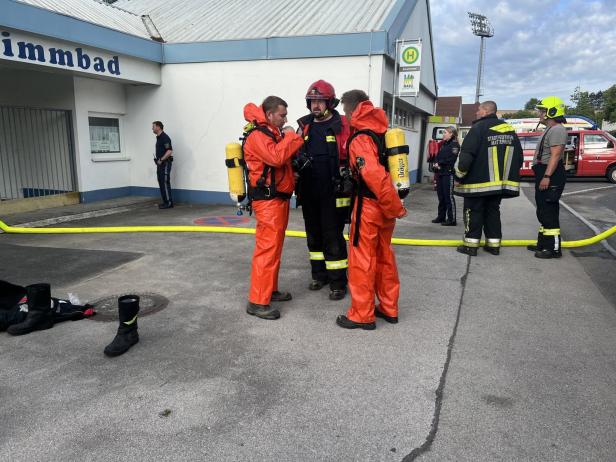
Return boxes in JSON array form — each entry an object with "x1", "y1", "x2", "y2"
[{"x1": 388, "y1": 155, "x2": 410, "y2": 188}]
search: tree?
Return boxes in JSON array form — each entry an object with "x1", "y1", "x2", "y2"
[
  {"x1": 603, "y1": 85, "x2": 616, "y2": 123},
  {"x1": 589, "y1": 91, "x2": 604, "y2": 110},
  {"x1": 501, "y1": 98, "x2": 539, "y2": 119},
  {"x1": 502, "y1": 110, "x2": 536, "y2": 119},
  {"x1": 570, "y1": 86, "x2": 596, "y2": 119},
  {"x1": 524, "y1": 98, "x2": 540, "y2": 111}
]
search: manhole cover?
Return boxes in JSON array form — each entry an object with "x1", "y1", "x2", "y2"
[{"x1": 89, "y1": 293, "x2": 169, "y2": 322}]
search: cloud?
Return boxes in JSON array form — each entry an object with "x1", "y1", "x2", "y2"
[{"x1": 431, "y1": 0, "x2": 616, "y2": 109}]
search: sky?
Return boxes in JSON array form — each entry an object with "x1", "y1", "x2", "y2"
[{"x1": 430, "y1": 0, "x2": 616, "y2": 110}]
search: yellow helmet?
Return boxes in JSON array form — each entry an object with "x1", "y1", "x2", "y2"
[{"x1": 536, "y1": 96, "x2": 566, "y2": 119}]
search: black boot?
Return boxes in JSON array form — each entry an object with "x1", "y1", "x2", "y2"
[
  {"x1": 246, "y1": 302, "x2": 280, "y2": 320},
  {"x1": 535, "y1": 235, "x2": 562, "y2": 259},
  {"x1": 456, "y1": 245, "x2": 477, "y2": 256},
  {"x1": 336, "y1": 315, "x2": 376, "y2": 330},
  {"x1": 483, "y1": 246, "x2": 500, "y2": 255},
  {"x1": 308, "y1": 279, "x2": 328, "y2": 291},
  {"x1": 528, "y1": 232, "x2": 544, "y2": 252},
  {"x1": 7, "y1": 283, "x2": 54, "y2": 336},
  {"x1": 270, "y1": 291, "x2": 292, "y2": 302},
  {"x1": 375, "y1": 307, "x2": 398, "y2": 324},
  {"x1": 329, "y1": 288, "x2": 347, "y2": 301},
  {"x1": 104, "y1": 295, "x2": 140, "y2": 357},
  {"x1": 534, "y1": 249, "x2": 562, "y2": 259}
]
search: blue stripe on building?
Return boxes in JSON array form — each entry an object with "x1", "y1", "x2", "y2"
[{"x1": 80, "y1": 171, "x2": 420, "y2": 205}]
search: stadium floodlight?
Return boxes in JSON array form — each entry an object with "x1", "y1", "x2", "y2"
[{"x1": 468, "y1": 12, "x2": 494, "y2": 103}]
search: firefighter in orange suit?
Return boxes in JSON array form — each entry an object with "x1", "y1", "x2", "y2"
[
  {"x1": 243, "y1": 96, "x2": 304, "y2": 320},
  {"x1": 336, "y1": 90, "x2": 407, "y2": 330}
]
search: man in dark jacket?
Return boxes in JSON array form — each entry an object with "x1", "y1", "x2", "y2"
[
  {"x1": 152, "y1": 121, "x2": 174, "y2": 209},
  {"x1": 454, "y1": 101, "x2": 523, "y2": 256}
]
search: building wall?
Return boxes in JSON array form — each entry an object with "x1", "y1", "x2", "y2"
[
  {"x1": 0, "y1": 66, "x2": 75, "y2": 109},
  {"x1": 378, "y1": 0, "x2": 437, "y2": 184},
  {"x1": 401, "y1": 0, "x2": 437, "y2": 98},
  {"x1": 73, "y1": 76, "x2": 131, "y2": 198},
  {"x1": 124, "y1": 55, "x2": 384, "y2": 201},
  {"x1": 0, "y1": 66, "x2": 143, "y2": 200}
]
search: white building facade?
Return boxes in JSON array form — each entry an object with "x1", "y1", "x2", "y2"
[{"x1": 0, "y1": 0, "x2": 437, "y2": 211}]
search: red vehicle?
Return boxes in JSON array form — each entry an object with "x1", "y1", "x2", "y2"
[{"x1": 519, "y1": 130, "x2": 616, "y2": 183}]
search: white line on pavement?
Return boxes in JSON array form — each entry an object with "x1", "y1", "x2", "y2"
[
  {"x1": 559, "y1": 199, "x2": 616, "y2": 258},
  {"x1": 561, "y1": 184, "x2": 616, "y2": 197},
  {"x1": 15, "y1": 205, "x2": 147, "y2": 228}
]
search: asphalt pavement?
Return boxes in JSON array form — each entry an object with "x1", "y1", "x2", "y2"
[{"x1": 1, "y1": 184, "x2": 615, "y2": 462}]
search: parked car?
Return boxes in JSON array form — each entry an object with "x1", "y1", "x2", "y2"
[{"x1": 518, "y1": 129, "x2": 616, "y2": 183}]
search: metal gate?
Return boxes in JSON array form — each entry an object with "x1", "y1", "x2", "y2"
[{"x1": 0, "y1": 106, "x2": 77, "y2": 201}]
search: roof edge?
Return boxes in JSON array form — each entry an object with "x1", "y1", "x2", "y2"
[
  {"x1": 382, "y1": 0, "x2": 418, "y2": 55},
  {"x1": 1, "y1": 0, "x2": 163, "y2": 62},
  {"x1": 163, "y1": 31, "x2": 389, "y2": 64}
]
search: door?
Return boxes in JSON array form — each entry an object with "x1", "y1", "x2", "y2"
[
  {"x1": 580, "y1": 133, "x2": 613, "y2": 176},
  {"x1": 520, "y1": 134, "x2": 541, "y2": 175}
]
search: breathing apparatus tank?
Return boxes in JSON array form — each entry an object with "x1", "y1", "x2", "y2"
[
  {"x1": 225, "y1": 142, "x2": 246, "y2": 208},
  {"x1": 384, "y1": 128, "x2": 410, "y2": 199}
]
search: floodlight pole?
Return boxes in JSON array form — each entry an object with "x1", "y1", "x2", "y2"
[
  {"x1": 475, "y1": 36, "x2": 485, "y2": 103},
  {"x1": 468, "y1": 12, "x2": 494, "y2": 104}
]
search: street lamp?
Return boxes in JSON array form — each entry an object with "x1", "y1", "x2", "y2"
[{"x1": 468, "y1": 12, "x2": 494, "y2": 103}]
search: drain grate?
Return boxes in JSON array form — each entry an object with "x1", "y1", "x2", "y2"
[{"x1": 89, "y1": 293, "x2": 169, "y2": 322}]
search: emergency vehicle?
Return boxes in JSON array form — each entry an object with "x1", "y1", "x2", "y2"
[
  {"x1": 506, "y1": 115, "x2": 597, "y2": 133},
  {"x1": 519, "y1": 129, "x2": 616, "y2": 183}
]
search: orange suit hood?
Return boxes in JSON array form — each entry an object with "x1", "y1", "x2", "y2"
[{"x1": 350, "y1": 100, "x2": 388, "y2": 135}]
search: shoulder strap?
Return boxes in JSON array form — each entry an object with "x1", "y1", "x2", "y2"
[
  {"x1": 535, "y1": 126, "x2": 552, "y2": 163},
  {"x1": 347, "y1": 129, "x2": 383, "y2": 154},
  {"x1": 242, "y1": 123, "x2": 279, "y2": 184},
  {"x1": 347, "y1": 129, "x2": 387, "y2": 169}
]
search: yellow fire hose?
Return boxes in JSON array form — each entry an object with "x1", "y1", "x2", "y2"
[{"x1": 1, "y1": 219, "x2": 614, "y2": 248}]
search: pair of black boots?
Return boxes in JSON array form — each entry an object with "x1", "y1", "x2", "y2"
[{"x1": 3, "y1": 285, "x2": 139, "y2": 357}]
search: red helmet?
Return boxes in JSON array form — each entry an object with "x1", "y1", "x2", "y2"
[{"x1": 305, "y1": 80, "x2": 339, "y2": 110}]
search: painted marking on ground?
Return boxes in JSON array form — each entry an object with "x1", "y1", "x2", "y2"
[
  {"x1": 561, "y1": 184, "x2": 616, "y2": 197},
  {"x1": 193, "y1": 216, "x2": 251, "y2": 226},
  {"x1": 13, "y1": 205, "x2": 151, "y2": 228},
  {"x1": 560, "y1": 199, "x2": 616, "y2": 258}
]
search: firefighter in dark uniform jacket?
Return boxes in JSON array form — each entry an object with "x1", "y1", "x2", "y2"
[
  {"x1": 296, "y1": 80, "x2": 351, "y2": 301},
  {"x1": 152, "y1": 121, "x2": 174, "y2": 209},
  {"x1": 432, "y1": 126, "x2": 460, "y2": 226},
  {"x1": 454, "y1": 101, "x2": 523, "y2": 256}
]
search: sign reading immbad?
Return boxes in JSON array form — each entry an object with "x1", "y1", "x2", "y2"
[
  {"x1": 1, "y1": 29, "x2": 121, "y2": 76},
  {"x1": 398, "y1": 41, "x2": 422, "y2": 96}
]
